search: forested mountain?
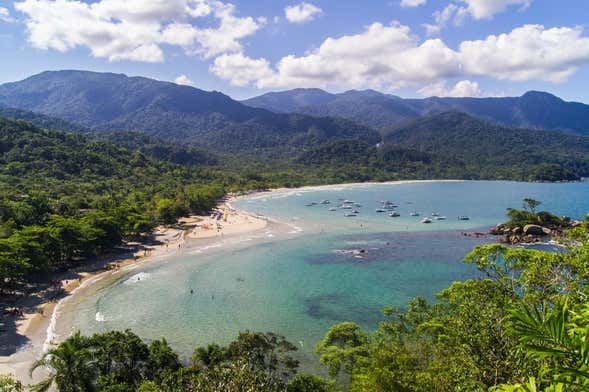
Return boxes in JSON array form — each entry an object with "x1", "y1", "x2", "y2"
[
  {"x1": 0, "y1": 106, "x2": 85, "y2": 132},
  {"x1": 244, "y1": 89, "x2": 589, "y2": 135},
  {"x1": 383, "y1": 111, "x2": 589, "y2": 180},
  {"x1": 0, "y1": 71, "x2": 380, "y2": 155},
  {"x1": 89, "y1": 131, "x2": 219, "y2": 166}
]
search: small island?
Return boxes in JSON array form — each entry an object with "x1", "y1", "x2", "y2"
[{"x1": 489, "y1": 198, "x2": 584, "y2": 244}]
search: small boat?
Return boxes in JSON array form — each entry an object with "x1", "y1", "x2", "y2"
[
  {"x1": 354, "y1": 203, "x2": 362, "y2": 207},
  {"x1": 340, "y1": 205, "x2": 352, "y2": 210},
  {"x1": 344, "y1": 213, "x2": 357, "y2": 217},
  {"x1": 352, "y1": 209, "x2": 360, "y2": 214},
  {"x1": 389, "y1": 211, "x2": 400, "y2": 217},
  {"x1": 434, "y1": 216, "x2": 447, "y2": 220},
  {"x1": 421, "y1": 217, "x2": 432, "y2": 224},
  {"x1": 320, "y1": 200, "x2": 330, "y2": 205},
  {"x1": 410, "y1": 212, "x2": 420, "y2": 217},
  {"x1": 431, "y1": 212, "x2": 440, "y2": 217},
  {"x1": 458, "y1": 216, "x2": 470, "y2": 221},
  {"x1": 305, "y1": 203, "x2": 315, "y2": 207},
  {"x1": 375, "y1": 208, "x2": 387, "y2": 213},
  {"x1": 328, "y1": 207, "x2": 337, "y2": 211}
]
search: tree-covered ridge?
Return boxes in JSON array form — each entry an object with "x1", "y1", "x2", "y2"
[
  {"x1": 0, "y1": 106, "x2": 85, "y2": 132},
  {"x1": 245, "y1": 88, "x2": 589, "y2": 135},
  {"x1": 0, "y1": 70, "x2": 381, "y2": 154},
  {"x1": 89, "y1": 131, "x2": 219, "y2": 166},
  {"x1": 383, "y1": 111, "x2": 589, "y2": 181}
]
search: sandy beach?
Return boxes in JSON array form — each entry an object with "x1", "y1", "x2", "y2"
[
  {"x1": 0, "y1": 180, "x2": 461, "y2": 384},
  {"x1": 0, "y1": 201, "x2": 268, "y2": 385}
]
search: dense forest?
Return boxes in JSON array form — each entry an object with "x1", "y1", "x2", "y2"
[{"x1": 2, "y1": 207, "x2": 588, "y2": 391}]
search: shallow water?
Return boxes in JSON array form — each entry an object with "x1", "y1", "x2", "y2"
[{"x1": 64, "y1": 181, "x2": 589, "y2": 367}]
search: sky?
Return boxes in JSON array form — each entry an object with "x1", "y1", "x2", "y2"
[{"x1": 1, "y1": 0, "x2": 589, "y2": 102}]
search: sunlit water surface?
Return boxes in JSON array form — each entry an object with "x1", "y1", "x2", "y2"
[{"x1": 64, "y1": 181, "x2": 589, "y2": 367}]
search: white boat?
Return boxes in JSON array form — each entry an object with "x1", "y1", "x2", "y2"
[
  {"x1": 434, "y1": 216, "x2": 447, "y2": 220},
  {"x1": 389, "y1": 211, "x2": 400, "y2": 217},
  {"x1": 344, "y1": 213, "x2": 357, "y2": 217},
  {"x1": 431, "y1": 212, "x2": 440, "y2": 217},
  {"x1": 421, "y1": 217, "x2": 433, "y2": 224},
  {"x1": 340, "y1": 205, "x2": 352, "y2": 209},
  {"x1": 320, "y1": 200, "x2": 330, "y2": 205},
  {"x1": 328, "y1": 207, "x2": 337, "y2": 211},
  {"x1": 375, "y1": 208, "x2": 387, "y2": 213},
  {"x1": 410, "y1": 212, "x2": 420, "y2": 217},
  {"x1": 352, "y1": 209, "x2": 360, "y2": 214},
  {"x1": 458, "y1": 216, "x2": 470, "y2": 221}
]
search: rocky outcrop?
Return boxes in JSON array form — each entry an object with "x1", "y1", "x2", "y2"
[
  {"x1": 523, "y1": 225, "x2": 551, "y2": 236},
  {"x1": 490, "y1": 223, "x2": 556, "y2": 244}
]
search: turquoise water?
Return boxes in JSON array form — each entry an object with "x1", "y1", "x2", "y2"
[{"x1": 65, "y1": 181, "x2": 589, "y2": 366}]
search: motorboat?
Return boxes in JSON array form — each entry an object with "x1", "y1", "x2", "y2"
[
  {"x1": 389, "y1": 211, "x2": 400, "y2": 217},
  {"x1": 376, "y1": 208, "x2": 387, "y2": 213},
  {"x1": 458, "y1": 216, "x2": 470, "y2": 221},
  {"x1": 328, "y1": 207, "x2": 337, "y2": 211},
  {"x1": 344, "y1": 213, "x2": 357, "y2": 217},
  {"x1": 434, "y1": 216, "x2": 447, "y2": 220},
  {"x1": 320, "y1": 200, "x2": 331, "y2": 205},
  {"x1": 421, "y1": 217, "x2": 433, "y2": 223},
  {"x1": 410, "y1": 212, "x2": 420, "y2": 217}
]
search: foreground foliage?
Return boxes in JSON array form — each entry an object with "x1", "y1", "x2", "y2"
[
  {"x1": 22, "y1": 215, "x2": 589, "y2": 391},
  {"x1": 30, "y1": 331, "x2": 333, "y2": 392},
  {"x1": 315, "y1": 214, "x2": 589, "y2": 391}
]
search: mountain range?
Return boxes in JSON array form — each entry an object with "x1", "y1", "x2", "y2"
[
  {"x1": 1, "y1": 70, "x2": 589, "y2": 181},
  {"x1": 244, "y1": 88, "x2": 589, "y2": 136},
  {"x1": 0, "y1": 70, "x2": 379, "y2": 155}
]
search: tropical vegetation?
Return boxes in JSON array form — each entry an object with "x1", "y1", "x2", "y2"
[{"x1": 5, "y1": 211, "x2": 586, "y2": 391}]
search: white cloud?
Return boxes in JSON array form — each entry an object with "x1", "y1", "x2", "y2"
[
  {"x1": 211, "y1": 53, "x2": 274, "y2": 87},
  {"x1": 425, "y1": 0, "x2": 532, "y2": 35},
  {"x1": 211, "y1": 22, "x2": 589, "y2": 91},
  {"x1": 284, "y1": 2, "x2": 323, "y2": 24},
  {"x1": 457, "y1": 0, "x2": 532, "y2": 20},
  {"x1": 460, "y1": 24, "x2": 589, "y2": 82},
  {"x1": 212, "y1": 22, "x2": 461, "y2": 89},
  {"x1": 423, "y1": 4, "x2": 462, "y2": 36},
  {"x1": 0, "y1": 6, "x2": 15, "y2": 22},
  {"x1": 174, "y1": 74, "x2": 194, "y2": 86},
  {"x1": 419, "y1": 80, "x2": 482, "y2": 97},
  {"x1": 400, "y1": 0, "x2": 427, "y2": 7},
  {"x1": 14, "y1": 0, "x2": 263, "y2": 62}
]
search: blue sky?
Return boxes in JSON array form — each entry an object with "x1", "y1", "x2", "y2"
[{"x1": 1, "y1": 0, "x2": 589, "y2": 102}]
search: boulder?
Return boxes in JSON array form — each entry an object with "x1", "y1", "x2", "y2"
[{"x1": 523, "y1": 224, "x2": 548, "y2": 236}]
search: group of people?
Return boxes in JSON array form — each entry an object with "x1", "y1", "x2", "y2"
[{"x1": 4, "y1": 306, "x2": 24, "y2": 317}]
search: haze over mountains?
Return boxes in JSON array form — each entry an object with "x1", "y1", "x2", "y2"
[{"x1": 244, "y1": 88, "x2": 589, "y2": 136}]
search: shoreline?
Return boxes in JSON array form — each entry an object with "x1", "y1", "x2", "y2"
[
  {"x1": 3, "y1": 178, "x2": 580, "y2": 383},
  {"x1": 0, "y1": 201, "x2": 268, "y2": 384}
]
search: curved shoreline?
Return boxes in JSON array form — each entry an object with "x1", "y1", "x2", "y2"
[
  {"x1": 0, "y1": 202, "x2": 271, "y2": 385},
  {"x1": 4, "y1": 179, "x2": 578, "y2": 383}
]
